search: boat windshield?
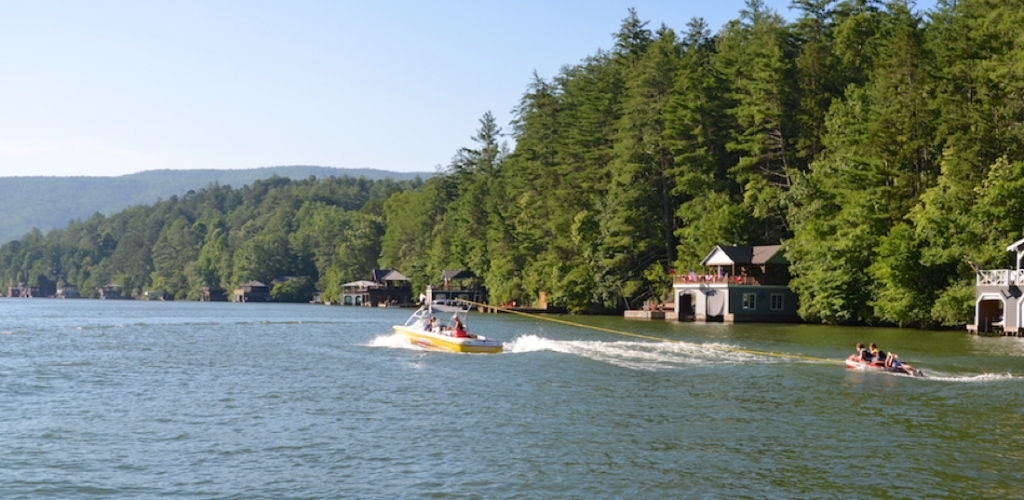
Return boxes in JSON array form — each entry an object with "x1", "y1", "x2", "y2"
[{"x1": 402, "y1": 300, "x2": 471, "y2": 328}]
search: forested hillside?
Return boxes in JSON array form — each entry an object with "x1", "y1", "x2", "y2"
[
  {"x1": 3, "y1": 0, "x2": 1024, "y2": 328},
  {"x1": 0, "y1": 175, "x2": 418, "y2": 301},
  {"x1": 0, "y1": 166, "x2": 430, "y2": 243}
]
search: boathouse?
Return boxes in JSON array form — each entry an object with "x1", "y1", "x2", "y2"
[
  {"x1": 56, "y1": 284, "x2": 80, "y2": 299},
  {"x1": 969, "y1": 238, "x2": 1024, "y2": 335},
  {"x1": 143, "y1": 290, "x2": 166, "y2": 301},
  {"x1": 425, "y1": 269, "x2": 486, "y2": 307},
  {"x1": 672, "y1": 245, "x2": 799, "y2": 323},
  {"x1": 340, "y1": 269, "x2": 413, "y2": 306},
  {"x1": 96, "y1": 284, "x2": 123, "y2": 300},
  {"x1": 6, "y1": 283, "x2": 42, "y2": 298},
  {"x1": 200, "y1": 286, "x2": 227, "y2": 302},
  {"x1": 233, "y1": 281, "x2": 270, "y2": 302}
]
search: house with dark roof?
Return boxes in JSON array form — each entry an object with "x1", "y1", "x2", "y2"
[
  {"x1": 340, "y1": 269, "x2": 413, "y2": 306},
  {"x1": 425, "y1": 269, "x2": 486, "y2": 307},
  {"x1": 96, "y1": 284, "x2": 124, "y2": 300},
  {"x1": 56, "y1": 284, "x2": 80, "y2": 299},
  {"x1": 233, "y1": 281, "x2": 270, "y2": 302},
  {"x1": 672, "y1": 244, "x2": 799, "y2": 323},
  {"x1": 200, "y1": 286, "x2": 227, "y2": 302},
  {"x1": 6, "y1": 283, "x2": 42, "y2": 298}
]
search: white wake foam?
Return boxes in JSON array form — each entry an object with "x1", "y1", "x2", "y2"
[
  {"x1": 504, "y1": 334, "x2": 775, "y2": 371},
  {"x1": 367, "y1": 333, "x2": 423, "y2": 351},
  {"x1": 917, "y1": 372, "x2": 1016, "y2": 383}
]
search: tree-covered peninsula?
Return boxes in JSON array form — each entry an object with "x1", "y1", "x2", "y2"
[{"x1": 3, "y1": 0, "x2": 1023, "y2": 328}]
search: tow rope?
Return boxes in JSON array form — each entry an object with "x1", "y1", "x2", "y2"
[{"x1": 457, "y1": 299, "x2": 843, "y2": 365}]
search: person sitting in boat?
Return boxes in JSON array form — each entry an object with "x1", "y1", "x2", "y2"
[
  {"x1": 425, "y1": 317, "x2": 437, "y2": 332},
  {"x1": 869, "y1": 343, "x2": 886, "y2": 363},
  {"x1": 452, "y1": 317, "x2": 470, "y2": 338},
  {"x1": 855, "y1": 343, "x2": 871, "y2": 362}
]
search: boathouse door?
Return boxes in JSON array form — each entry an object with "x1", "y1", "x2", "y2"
[
  {"x1": 976, "y1": 295, "x2": 1004, "y2": 333},
  {"x1": 678, "y1": 292, "x2": 695, "y2": 320}
]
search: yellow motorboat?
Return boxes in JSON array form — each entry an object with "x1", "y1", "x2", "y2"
[{"x1": 393, "y1": 301, "x2": 503, "y2": 354}]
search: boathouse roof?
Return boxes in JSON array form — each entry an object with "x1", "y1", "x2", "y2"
[
  {"x1": 701, "y1": 245, "x2": 786, "y2": 266},
  {"x1": 342, "y1": 280, "x2": 379, "y2": 289},
  {"x1": 372, "y1": 269, "x2": 409, "y2": 282},
  {"x1": 441, "y1": 269, "x2": 476, "y2": 281}
]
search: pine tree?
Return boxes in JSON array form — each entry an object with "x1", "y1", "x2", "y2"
[{"x1": 717, "y1": 0, "x2": 797, "y2": 243}]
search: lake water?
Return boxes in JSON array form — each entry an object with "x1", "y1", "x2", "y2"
[{"x1": 1, "y1": 299, "x2": 1022, "y2": 499}]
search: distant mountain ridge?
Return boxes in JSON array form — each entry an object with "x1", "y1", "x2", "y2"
[{"x1": 0, "y1": 166, "x2": 432, "y2": 243}]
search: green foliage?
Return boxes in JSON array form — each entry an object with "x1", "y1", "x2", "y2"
[
  {"x1": 0, "y1": 166, "x2": 430, "y2": 244},
  {"x1": 0, "y1": 176, "x2": 415, "y2": 300},
  {"x1": 867, "y1": 223, "x2": 935, "y2": 327},
  {"x1": 271, "y1": 278, "x2": 316, "y2": 303}
]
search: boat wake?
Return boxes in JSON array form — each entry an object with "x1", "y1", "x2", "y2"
[
  {"x1": 908, "y1": 372, "x2": 1016, "y2": 383},
  {"x1": 370, "y1": 333, "x2": 1020, "y2": 380},
  {"x1": 368, "y1": 333, "x2": 424, "y2": 351},
  {"x1": 504, "y1": 334, "x2": 780, "y2": 371}
]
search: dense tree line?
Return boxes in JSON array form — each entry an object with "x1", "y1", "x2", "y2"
[
  {"x1": 4, "y1": 0, "x2": 1024, "y2": 327},
  {"x1": 0, "y1": 176, "x2": 418, "y2": 301},
  {"x1": 0, "y1": 166, "x2": 426, "y2": 244}
]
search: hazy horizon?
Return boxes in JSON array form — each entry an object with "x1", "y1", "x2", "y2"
[{"x1": 0, "y1": 164, "x2": 435, "y2": 179}]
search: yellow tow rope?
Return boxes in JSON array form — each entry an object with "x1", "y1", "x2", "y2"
[{"x1": 457, "y1": 299, "x2": 843, "y2": 365}]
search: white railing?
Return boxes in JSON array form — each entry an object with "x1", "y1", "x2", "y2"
[
  {"x1": 975, "y1": 269, "x2": 1024, "y2": 286},
  {"x1": 977, "y1": 270, "x2": 1008, "y2": 286}
]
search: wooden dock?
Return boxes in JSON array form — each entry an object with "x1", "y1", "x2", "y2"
[{"x1": 624, "y1": 310, "x2": 665, "y2": 320}]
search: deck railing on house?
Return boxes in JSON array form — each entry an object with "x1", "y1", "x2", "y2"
[
  {"x1": 673, "y1": 275, "x2": 789, "y2": 286},
  {"x1": 977, "y1": 269, "x2": 1024, "y2": 286}
]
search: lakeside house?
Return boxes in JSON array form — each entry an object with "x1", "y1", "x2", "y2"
[
  {"x1": 233, "y1": 281, "x2": 270, "y2": 302},
  {"x1": 340, "y1": 269, "x2": 412, "y2": 306},
  {"x1": 6, "y1": 283, "x2": 42, "y2": 298},
  {"x1": 424, "y1": 269, "x2": 486, "y2": 307},
  {"x1": 200, "y1": 286, "x2": 227, "y2": 302},
  {"x1": 143, "y1": 290, "x2": 166, "y2": 301},
  {"x1": 970, "y1": 238, "x2": 1024, "y2": 335},
  {"x1": 672, "y1": 244, "x2": 799, "y2": 323},
  {"x1": 96, "y1": 284, "x2": 123, "y2": 300},
  {"x1": 56, "y1": 284, "x2": 80, "y2": 298}
]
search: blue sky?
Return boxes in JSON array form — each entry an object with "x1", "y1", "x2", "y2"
[{"x1": 0, "y1": 0, "x2": 938, "y2": 177}]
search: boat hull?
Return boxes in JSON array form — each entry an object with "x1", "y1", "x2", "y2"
[{"x1": 394, "y1": 325, "x2": 503, "y2": 354}]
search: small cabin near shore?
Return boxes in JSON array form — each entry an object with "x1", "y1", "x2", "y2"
[
  {"x1": 200, "y1": 286, "x2": 227, "y2": 302},
  {"x1": 234, "y1": 281, "x2": 270, "y2": 302},
  {"x1": 56, "y1": 284, "x2": 80, "y2": 299},
  {"x1": 970, "y1": 238, "x2": 1024, "y2": 335},
  {"x1": 672, "y1": 244, "x2": 799, "y2": 323},
  {"x1": 340, "y1": 269, "x2": 413, "y2": 306},
  {"x1": 96, "y1": 284, "x2": 123, "y2": 300},
  {"x1": 425, "y1": 269, "x2": 486, "y2": 307},
  {"x1": 6, "y1": 283, "x2": 42, "y2": 298}
]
